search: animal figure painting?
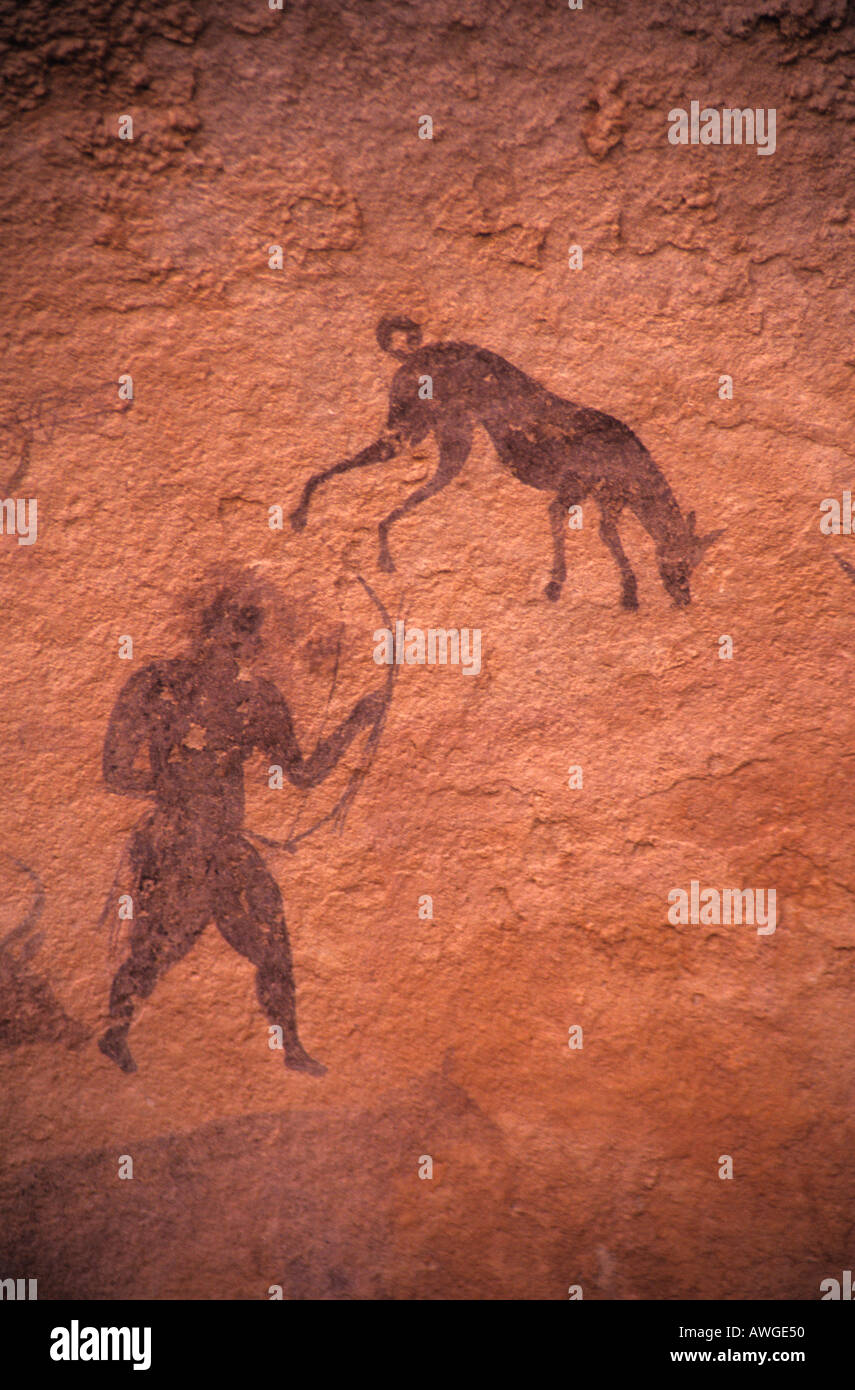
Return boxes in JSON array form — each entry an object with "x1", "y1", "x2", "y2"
[{"x1": 291, "y1": 318, "x2": 721, "y2": 610}]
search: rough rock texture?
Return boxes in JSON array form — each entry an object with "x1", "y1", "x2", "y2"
[{"x1": 0, "y1": 0, "x2": 853, "y2": 1300}]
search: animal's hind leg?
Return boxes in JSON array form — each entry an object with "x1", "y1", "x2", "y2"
[
  {"x1": 598, "y1": 508, "x2": 639, "y2": 611},
  {"x1": 545, "y1": 495, "x2": 570, "y2": 601}
]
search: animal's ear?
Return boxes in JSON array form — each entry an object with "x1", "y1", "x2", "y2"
[{"x1": 691, "y1": 526, "x2": 725, "y2": 567}]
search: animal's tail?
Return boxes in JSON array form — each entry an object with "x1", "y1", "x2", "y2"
[{"x1": 0, "y1": 854, "x2": 94, "y2": 1051}]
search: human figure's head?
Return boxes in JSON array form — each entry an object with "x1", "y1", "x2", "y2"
[
  {"x1": 376, "y1": 315, "x2": 422, "y2": 361},
  {"x1": 185, "y1": 568, "x2": 273, "y2": 662}
]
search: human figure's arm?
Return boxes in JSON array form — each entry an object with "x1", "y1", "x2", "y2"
[
  {"x1": 102, "y1": 668, "x2": 159, "y2": 797},
  {"x1": 250, "y1": 678, "x2": 385, "y2": 790}
]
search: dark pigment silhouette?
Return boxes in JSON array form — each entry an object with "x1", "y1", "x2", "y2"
[
  {"x1": 0, "y1": 854, "x2": 87, "y2": 1051},
  {"x1": 98, "y1": 573, "x2": 390, "y2": 1077},
  {"x1": 291, "y1": 318, "x2": 721, "y2": 610},
  {"x1": 836, "y1": 555, "x2": 855, "y2": 586}
]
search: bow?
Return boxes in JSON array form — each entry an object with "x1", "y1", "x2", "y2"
[
  {"x1": 276, "y1": 619, "x2": 344, "y2": 849},
  {"x1": 250, "y1": 575, "x2": 401, "y2": 854}
]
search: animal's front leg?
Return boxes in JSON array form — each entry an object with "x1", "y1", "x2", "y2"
[
  {"x1": 598, "y1": 508, "x2": 639, "y2": 611},
  {"x1": 377, "y1": 433, "x2": 469, "y2": 573},
  {"x1": 289, "y1": 434, "x2": 399, "y2": 532},
  {"x1": 545, "y1": 494, "x2": 577, "y2": 601}
]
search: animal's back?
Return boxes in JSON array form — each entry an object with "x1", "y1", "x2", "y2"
[{"x1": 390, "y1": 339, "x2": 667, "y2": 493}]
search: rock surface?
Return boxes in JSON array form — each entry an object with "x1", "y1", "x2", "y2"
[{"x1": 0, "y1": 0, "x2": 853, "y2": 1300}]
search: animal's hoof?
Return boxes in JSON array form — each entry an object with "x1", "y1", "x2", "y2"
[
  {"x1": 620, "y1": 591, "x2": 639, "y2": 612},
  {"x1": 544, "y1": 581, "x2": 562, "y2": 602},
  {"x1": 285, "y1": 1045, "x2": 327, "y2": 1077},
  {"x1": 377, "y1": 552, "x2": 395, "y2": 574},
  {"x1": 289, "y1": 508, "x2": 307, "y2": 533},
  {"x1": 98, "y1": 1029, "x2": 137, "y2": 1074}
]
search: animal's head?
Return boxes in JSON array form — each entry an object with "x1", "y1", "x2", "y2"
[{"x1": 659, "y1": 511, "x2": 724, "y2": 607}]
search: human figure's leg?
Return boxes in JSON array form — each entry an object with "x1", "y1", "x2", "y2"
[
  {"x1": 99, "y1": 834, "x2": 209, "y2": 1073},
  {"x1": 212, "y1": 839, "x2": 325, "y2": 1076}
]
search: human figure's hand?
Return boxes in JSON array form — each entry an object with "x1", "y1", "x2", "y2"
[{"x1": 355, "y1": 689, "x2": 386, "y2": 726}]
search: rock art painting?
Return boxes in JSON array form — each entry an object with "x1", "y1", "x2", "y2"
[
  {"x1": 98, "y1": 571, "x2": 393, "y2": 1078},
  {"x1": 292, "y1": 317, "x2": 722, "y2": 610},
  {"x1": 0, "y1": 855, "x2": 87, "y2": 1052},
  {"x1": 0, "y1": 0, "x2": 853, "y2": 1328}
]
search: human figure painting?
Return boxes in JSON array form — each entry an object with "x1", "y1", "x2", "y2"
[
  {"x1": 98, "y1": 571, "x2": 391, "y2": 1078},
  {"x1": 291, "y1": 317, "x2": 722, "y2": 610}
]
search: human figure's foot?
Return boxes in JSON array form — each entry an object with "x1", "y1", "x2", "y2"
[
  {"x1": 98, "y1": 1027, "x2": 137, "y2": 1074},
  {"x1": 289, "y1": 506, "x2": 307, "y2": 532},
  {"x1": 544, "y1": 580, "x2": 562, "y2": 602},
  {"x1": 284, "y1": 1042, "x2": 327, "y2": 1077}
]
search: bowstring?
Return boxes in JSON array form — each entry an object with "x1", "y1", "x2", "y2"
[
  {"x1": 252, "y1": 577, "x2": 405, "y2": 852},
  {"x1": 279, "y1": 618, "x2": 344, "y2": 848}
]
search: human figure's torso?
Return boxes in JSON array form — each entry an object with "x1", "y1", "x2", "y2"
[{"x1": 126, "y1": 658, "x2": 265, "y2": 835}]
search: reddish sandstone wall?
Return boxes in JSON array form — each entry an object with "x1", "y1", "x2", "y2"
[{"x1": 0, "y1": 0, "x2": 853, "y2": 1299}]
